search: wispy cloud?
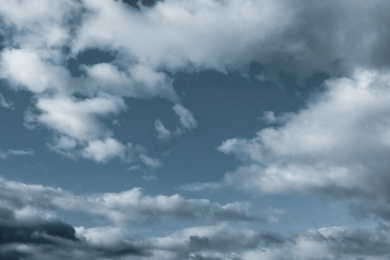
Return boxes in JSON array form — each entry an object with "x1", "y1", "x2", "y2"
[
  {"x1": 0, "y1": 148, "x2": 34, "y2": 159},
  {"x1": 0, "y1": 94, "x2": 14, "y2": 110}
]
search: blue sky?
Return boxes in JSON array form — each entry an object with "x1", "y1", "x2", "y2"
[{"x1": 1, "y1": 0, "x2": 390, "y2": 259}]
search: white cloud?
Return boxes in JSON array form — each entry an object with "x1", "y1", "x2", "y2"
[
  {"x1": 0, "y1": 0, "x2": 80, "y2": 56},
  {"x1": 0, "y1": 94, "x2": 14, "y2": 110},
  {"x1": 129, "y1": 64, "x2": 179, "y2": 102},
  {"x1": 84, "y1": 63, "x2": 179, "y2": 101},
  {"x1": 0, "y1": 175, "x2": 268, "y2": 226},
  {"x1": 172, "y1": 104, "x2": 197, "y2": 131},
  {"x1": 82, "y1": 138, "x2": 126, "y2": 162},
  {"x1": 0, "y1": 48, "x2": 133, "y2": 163},
  {"x1": 74, "y1": 0, "x2": 293, "y2": 72},
  {"x1": 70, "y1": 0, "x2": 390, "y2": 80},
  {"x1": 155, "y1": 118, "x2": 173, "y2": 142},
  {"x1": 3, "y1": 0, "x2": 390, "y2": 166},
  {"x1": 139, "y1": 154, "x2": 162, "y2": 168},
  {"x1": 0, "y1": 49, "x2": 69, "y2": 93},
  {"x1": 37, "y1": 95, "x2": 126, "y2": 141},
  {"x1": 154, "y1": 104, "x2": 198, "y2": 143},
  {"x1": 147, "y1": 223, "x2": 262, "y2": 260},
  {"x1": 8, "y1": 148, "x2": 34, "y2": 156},
  {"x1": 75, "y1": 226, "x2": 126, "y2": 246},
  {"x1": 242, "y1": 225, "x2": 390, "y2": 260},
  {"x1": 218, "y1": 69, "x2": 390, "y2": 201},
  {"x1": 179, "y1": 182, "x2": 221, "y2": 192},
  {"x1": 0, "y1": 148, "x2": 34, "y2": 159}
]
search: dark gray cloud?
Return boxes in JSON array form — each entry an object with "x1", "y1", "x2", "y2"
[
  {"x1": 122, "y1": 0, "x2": 161, "y2": 9},
  {"x1": 1, "y1": 192, "x2": 390, "y2": 260},
  {"x1": 0, "y1": 206, "x2": 151, "y2": 260}
]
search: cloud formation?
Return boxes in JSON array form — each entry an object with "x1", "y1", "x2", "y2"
[
  {"x1": 2, "y1": 0, "x2": 390, "y2": 164},
  {"x1": 2, "y1": 208, "x2": 389, "y2": 260},
  {"x1": 217, "y1": 68, "x2": 390, "y2": 222},
  {"x1": 1, "y1": 176, "x2": 390, "y2": 259},
  {"x1": 0, "y1": 176, "x2": 271, "y2": 226},
  {"x1": 0, "y1": 148, "x2": 34, "y2": 159},
  {"x1": 1, "y1": 1, "x2": 390, "y2": 258},
  {"x1": 0, "y1": 207, "x2": 151, "y2": 260},
  {"x1": 0, "y1": 94, "x2": 14, "y2": 110}
]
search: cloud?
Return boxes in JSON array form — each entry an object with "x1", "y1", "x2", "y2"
[
  {"x1": 3, "y1": 0, "x2": 390, "y2": 164},
  {"x1": 0, "y1": 207, "x2": 151, "y2": 260},
  {"x1": 0, "y1": 148, "x2": 34, "y2": 159},
  {"x1": 173, "y1": 104, "x2": 197, "y2": 131},
  {"x1": 0, "y1": 177, "x2": 389, "y2": 259},
  {"x1": 36, "y1": 95, "x2": 126, "y2": 141},
  {"x1": 2, "y1": 1, "x2": 390, "y2": 259},
  {"x1": 179, "y1": 182, "x2": 221, "y2": 193},
  {"x1": 139, "y1": 153, "x2": 163, "y2": 168},
  {"x1": 0, "y1": 176, "x2": 271, "y2": 226},
  {"x1": 0, "y1": 48, "x2": 165, "y2": 165},
  {"x1": 144, "y1": 223, "x2": 390, "y2": 260},
  {"x1": 0, "y1": 48, "x2": 128, "y2": 163},
  {"x1": 155, "y1": 118, "x2": 173, "y2": 142},
  {"x1": 155, "y1": 104, "x2": 198, "y2": 143},
  {"x1": 72, "y1": 0, "x2": 390, "y2": 79},
  {"x1": 0, "y1": 48, "x2": 71, "y2": 93},
  {"x1": 0, "y1": 0, "x2": 82, "y2": 57},
  {"x1": 1, "y1": 202, "x2": 389, "y2": 260},
  {"x1": 83, "y1": 62, "x2": 179, "y2": 102},
  {"x1": 216, "y1": 68, "x2": 390, "y2": 221},
  {"x1": 148, "y1": 223, "x2": 261, "y2": 260},
  {"x1": 0, "y1": 94, "x2": 14, "y2": 110},
  {"x1": 73, "y1": 0, "x2": 292, "y2": 72},
  {"x1": 81, "y1": 137, "x2": 126, "y2": 162},
  {"x1": 242, "y1": 225, "x2": 390, "y2": 260}
]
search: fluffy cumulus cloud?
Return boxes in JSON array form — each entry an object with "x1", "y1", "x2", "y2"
[
  {"x1": 73, "y1": 0, "x2": 292, "y2": 72},
  {"x1": 71, "y1": 0, "x2": 390, "y2": 77},
  {"x1": 217, "y1": 68, "x2": 390, "y2": 221}
]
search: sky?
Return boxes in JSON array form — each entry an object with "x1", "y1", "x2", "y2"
[{"x1": 1, "y1": 0, "x2": 390, "y2": 259}]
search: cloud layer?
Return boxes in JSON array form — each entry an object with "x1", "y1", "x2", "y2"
[{"x1": 1, "y1": 174, "x2": 390, "y2": 260}]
